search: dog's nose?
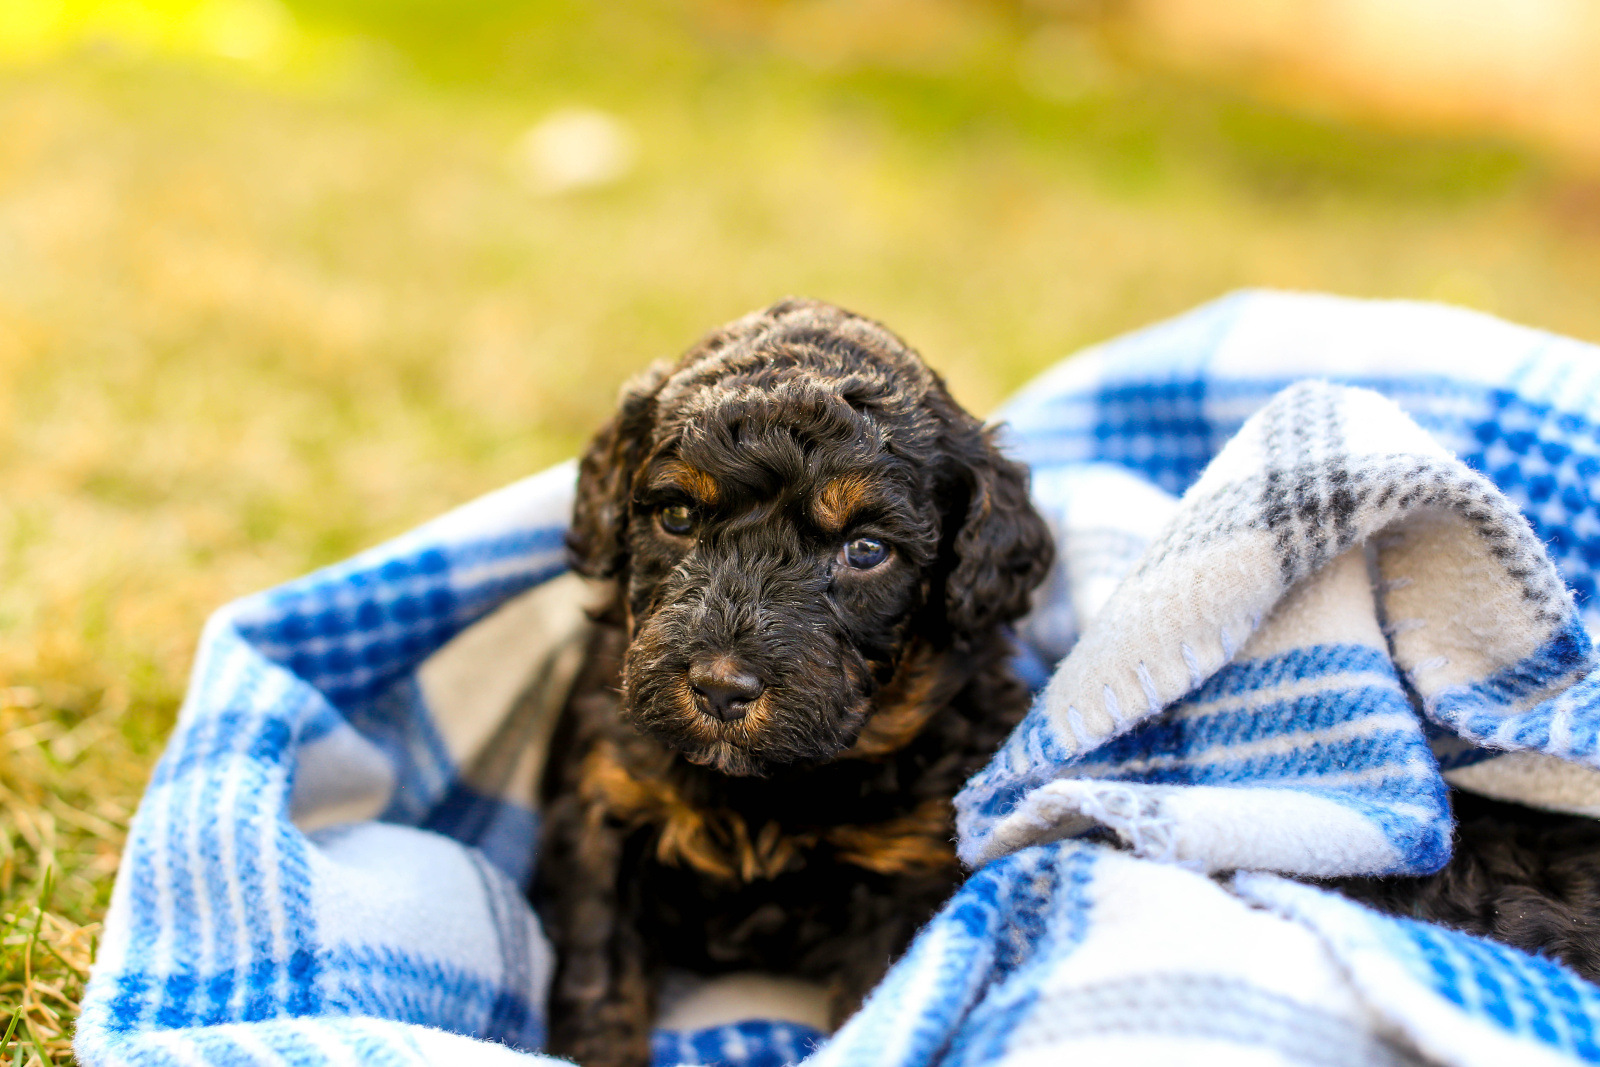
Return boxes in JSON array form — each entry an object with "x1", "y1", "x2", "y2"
[{"x1": 688, "y1": 656, "x2": 764, "y2": 722}]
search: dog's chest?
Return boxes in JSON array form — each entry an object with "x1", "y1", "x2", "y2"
[
  {"x1": 580, "y1": 727, "x2": 960, "y2": 886},
  {"x1": 631, "y1": 828, "x2": 956, "y2": 978},
  {"x1": 577, "y1": 715, "x2": 964, "y2": 976}
]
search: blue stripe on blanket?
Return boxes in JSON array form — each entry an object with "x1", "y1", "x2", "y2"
[
  {"x1": 1084, "y1": 733, "x2": 1437, "y2": 788},
  {"x1": 353, "y1": 676, "x2": 458, "y2": 824},
  {"x1": 936, "y1": 845, "x2": 1098, "y2": 1067},
  {"x1": 1081, "y1": 694, "x2": 1410, "y2": 772},
  {"x1": 1468, "y1": 388, "x2": 1600, "y2": 612},
  {"x1": 104, "y1": 634, "x2": 327, "y2": 1036},
  {"x1": 1002, "y1": 374, "x2": 1486, "y2": 496},
  {"x1": 961, "y1": 709, "x2": 1073, "y2": 821},
  {"x1": 1424, "y1": 617, "x2": 1600, "y2": 763},
  {"x1": 331, "y1": 1026, "x2": 418, "y2": 1067},
  {"x1": 103, "y1": 932, "x2": 544, "y2": 1047},
  {"x1": 1179, "y1": 644, "x2": 1394, "y2": 701},
  {"x1": 1083, "y1": 647, "x2": 1452, "y2": 872},
  {"x1": 1455, "y1": 617, "x2": 1592, "y2": 705},
  {"x1": 233, "y1": 527, "x2": 567, "y2": 708},
  {"x1": 808, "y1": 843, "x2": 1098, "y2": 1067},
  {"x1": 652, "y1": 1021, "x2": 824, "y2": 1067},
  {"x1": 420, "y1": 784, "x2": 541, "y2": 887},
  {"x1": 1007, "y1": 356, "x2": 1600, "y2": 620},
  {"x1": 1318, "y1": 785, "x2": 1454, "y2": 873},
  {"x1": 1427, "y1": 617, "x2": 1596, "y2": 734},
  {"x1": 185, "y1": 1021, "x2": 416, "y2": 1067},
  {"x1": 1366, "y1": 904, "x2": 1600, "y2": 1058},
  {"x1": 974, "y1": 645, "x2": 1436, "y2": 816},
  {"x1": 193, "y1": 1030, "x2": 310, "y2": 1067},
  {"x1": 321, "y1": 945, "x2": 540, "y2": 1049},
  {"x1": 343, "y1": 671, "x2": 541, "y2": 883}
]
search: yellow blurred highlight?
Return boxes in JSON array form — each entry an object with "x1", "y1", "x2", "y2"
[{"x1": 0, "y1": 0, "x2": 299, "y2": 68}]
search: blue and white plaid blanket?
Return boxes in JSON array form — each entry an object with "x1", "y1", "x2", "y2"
[{"x1": 77, "y1": 291, "x2": 1600, "y2": 1066}]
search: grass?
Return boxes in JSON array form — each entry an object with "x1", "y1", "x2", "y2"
[
  {"x1": 1, "y1": 688, "x2": 134, "y2": 1065},
  {"x1": 5, "y1": 1, "x2": 1600, "y2": 1061}
]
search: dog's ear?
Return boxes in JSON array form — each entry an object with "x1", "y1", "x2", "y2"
[
  {"x1": 567, "y1": 305, "x2": 798, "y2": 578},
  {"x1": 568, "y1": 363, "x2": 670, "y2": 578},
  {"x1": 940, "y1": 417, "x2": 1055, "y2": 647}
]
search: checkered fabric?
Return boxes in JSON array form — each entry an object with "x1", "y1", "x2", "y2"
[
  {"x1": 76, "y1": 292, "x2": 1600, "y2": 1066},
  {"x1": 959, "y1": 377, "x2": 1600, "y2": 873}
]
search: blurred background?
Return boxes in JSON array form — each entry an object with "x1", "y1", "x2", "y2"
[{"x1": 3, "y1": 0, "x2": 1600, "y2": 1059}]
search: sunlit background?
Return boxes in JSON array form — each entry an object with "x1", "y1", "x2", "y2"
[{"x1": 3, "y1": 0, "x2": 1599, "y2": 1059}]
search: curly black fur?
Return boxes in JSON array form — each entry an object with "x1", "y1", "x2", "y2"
[
  {"x1": 534, "y1": 299, "x2": 1053, "y2": 1067},
  {"x1": 1332, "y1": 791, "x2": 1600, "y2": 982}
]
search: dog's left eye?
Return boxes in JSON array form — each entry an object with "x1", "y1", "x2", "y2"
[
  {"x1": 658, "y1": 504, "x2": 696, "y2": 536},
  {"x1": 841, "y1": 537, "x2": 889, "y2": 569}
]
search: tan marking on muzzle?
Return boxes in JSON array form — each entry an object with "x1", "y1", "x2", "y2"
[{"x1": 672, "y1": 676, "x2": 775, "y2": 741}]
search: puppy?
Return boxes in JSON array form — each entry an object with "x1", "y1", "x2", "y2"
[{"x1": 534, "y1": 299, "x2": 1054, "y2": 1067}]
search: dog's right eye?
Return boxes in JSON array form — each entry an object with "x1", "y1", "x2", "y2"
[
  {"x1": 841, "y1": 537, "x2": 889, "y2": 569},
  {"x1": 658, "y1": 504, "x2": 696, "y2": 536}
]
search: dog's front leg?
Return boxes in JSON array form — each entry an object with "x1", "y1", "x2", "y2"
[{"x1": 537, "y1": 795, "x2": 657, "y2": 1067}]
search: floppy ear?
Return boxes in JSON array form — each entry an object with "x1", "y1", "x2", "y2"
[
  {"x1": 567, "y1": 305, "x2": 795, "y2": 578},
  {"x1": 941, "y1": 420, "x2": 1055, "y2": 648},
  {"x1": 567, "y1": 364, "x2": 670, "y2": 579}
]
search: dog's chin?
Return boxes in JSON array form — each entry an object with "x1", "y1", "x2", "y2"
[
  {"x1": 674, "y1": 739, "x2": 774, "y2": 778},
  {"x1": 620, "y1": 692, "x2": 872, "y2": 778}
]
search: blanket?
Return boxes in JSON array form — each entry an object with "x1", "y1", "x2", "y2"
[{"x1": 75, "y1": 290, "x2": 1600, "y2": 1066}]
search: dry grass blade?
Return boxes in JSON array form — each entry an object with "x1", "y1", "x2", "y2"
[
  {"x1": 0, "y1": 746, "x2": 116, "y2": 1064},
  {"x1": 0, "y1": 868, "x2": 91, "y2": 1065}
]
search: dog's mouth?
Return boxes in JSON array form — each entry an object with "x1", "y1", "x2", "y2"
[
  {"x1": 665, "y1": 674, "x2": 778, "y2": 771},
  {"x1": 621, "y1": 660, "x2": 875, "y2": 777}
]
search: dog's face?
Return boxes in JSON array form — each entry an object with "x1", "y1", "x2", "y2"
[{"x1": 569, "y1": 300, "x2": 1052, "y2": 776}]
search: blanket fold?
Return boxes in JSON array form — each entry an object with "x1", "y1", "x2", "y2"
[
  {"x1": 76, "y1": 291, "x2": 1600, "y2": 1067},
  {"x1": 957, "y1": 379, "x2": 1600, "y2": 875}
]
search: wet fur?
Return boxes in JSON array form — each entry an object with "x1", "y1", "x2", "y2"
[{"x1": 534, "y1": 299, "x2": 1052, "y2": 1067}]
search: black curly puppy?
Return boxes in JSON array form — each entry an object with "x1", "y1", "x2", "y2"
[{"x1": 533, "y1": 299, "x2": 1053, "y2": 1067}]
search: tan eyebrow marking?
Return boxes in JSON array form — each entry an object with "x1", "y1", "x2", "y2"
[
  {"x1": 813, "y1": 473, "x2": 878, "y2": 534},
  {"x1": 649, "y1": 460, "x2": 720, "y2": 506}
]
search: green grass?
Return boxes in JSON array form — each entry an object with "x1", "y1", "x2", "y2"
[{"x1": 5, "y1": 1, "x2": 1600, "y2": 1061}]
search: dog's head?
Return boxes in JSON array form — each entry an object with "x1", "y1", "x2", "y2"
[{"x1": 568, "y1": 299, "x2": 1053, "y2": 776}]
